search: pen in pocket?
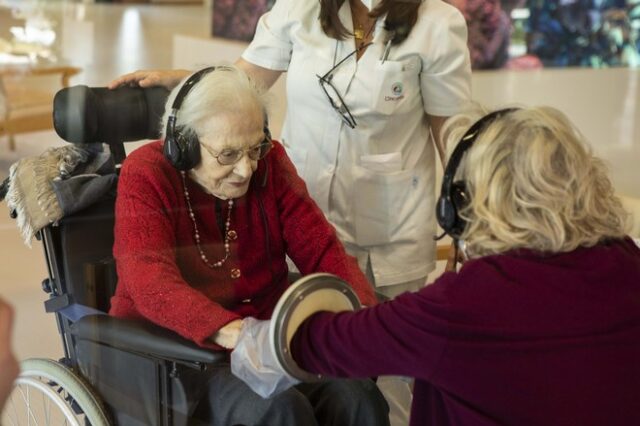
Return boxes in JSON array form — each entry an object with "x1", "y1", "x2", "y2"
[{"x1": 381, "y1": 38, "x2": 392, "y2": 64}]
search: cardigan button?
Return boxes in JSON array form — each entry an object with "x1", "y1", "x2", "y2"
[
  {"x1": 227, "y1": 230, "x2": 237, "y2": 241},
  {"x1": 230, "y1": 268, "x2": 241, "y2": 279}
]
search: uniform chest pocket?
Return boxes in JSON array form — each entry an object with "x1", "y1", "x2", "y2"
[{"x1": 370, "y1": 57, "x2": 420, "y2": 115}]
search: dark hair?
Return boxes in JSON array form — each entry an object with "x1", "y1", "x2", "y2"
[{"x1": 319, "y1": 0, "x2": 421, "y2": 45}]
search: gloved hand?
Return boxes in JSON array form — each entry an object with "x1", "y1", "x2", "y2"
[{"x1": 230, "y1": 317, "x2": 300, "y2": 399}]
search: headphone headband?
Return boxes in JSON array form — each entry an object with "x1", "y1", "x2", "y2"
[
  {"x1": 436, "y1": 108, "x2": 518, "y2": 240},
  {"x1": 441, "y1": 108, "x2": 517, "y2": 192},
  {"x1": 163, "y1": 67, "x2": 218, "y2": 171},
  {"x1": 171, "y1": 67, "x2": 217, "y2": 111}
]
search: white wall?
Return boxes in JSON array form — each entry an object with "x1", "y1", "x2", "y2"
[
  {"x1": 174, "y1": 35, "x2": 640, "y2": 199},
  {"x1": 473, "y1": 68, "x2": 640, "y2": 198}
]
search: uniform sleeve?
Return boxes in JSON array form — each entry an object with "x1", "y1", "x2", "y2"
[
  {"x1": 419, "y1": 5, "x2": 472, "y2": 117},
  {"x1": 241, "y1": 0, "x2": 294, "y2": 71},
  {"x1": 112, "y1": 158, "x2": 240, "y2": 348},
  {"x1": 269, "y1": 143, "x2": 378, "y2": 307},
  {"x1": 290, "y1": 273, "x2": 458, "y2": 380}
]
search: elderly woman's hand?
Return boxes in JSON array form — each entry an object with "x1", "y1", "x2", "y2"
[
  {"x1": 231, "y1": 317, "x2": 300, "y2": 398},
  {"x1": 212, "y1": 319, "x2": 245, "y2": 349},
  {"x1": 108, "y1": 69, "x2": 191, "y2": 90},
  {"x1": 0, "y1": 298, "x2": 19, "y2": 412}
]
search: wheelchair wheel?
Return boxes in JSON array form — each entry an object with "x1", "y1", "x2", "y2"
[{"x1": 2, "y1": 358, "x2": 110, "y2": 426}]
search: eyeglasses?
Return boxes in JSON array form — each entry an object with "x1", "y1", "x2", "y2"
[
  {"x1": 316, "y1": 43, "x2": 372, "y2": 129},
  {"x1": 200, "y1": 140, "x2": 273, "y2": 166}
]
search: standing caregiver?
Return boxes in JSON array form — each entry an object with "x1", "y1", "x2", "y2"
[{"x1": 110, "y1": 0, "x2": 471, "y2": 422}]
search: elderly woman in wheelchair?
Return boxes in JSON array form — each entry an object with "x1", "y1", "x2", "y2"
[
  {"x1": 106, "y1": 65, "x2": 388, "y2": 425},
  {"x1": 0, "y1": 65, "x2": 387, "y2": 425}
]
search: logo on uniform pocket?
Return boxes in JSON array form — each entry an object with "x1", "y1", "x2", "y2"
[
  {"x1": 392, "y1": 82, "x2": 403, "y2": 96},
  {"x1": 385, "y1": 82, "x2": 405, "y2": 102}
]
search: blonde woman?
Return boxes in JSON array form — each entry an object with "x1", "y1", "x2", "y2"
[{"x1": 233, "y1": 106, "x2": 640, "y2": 425}]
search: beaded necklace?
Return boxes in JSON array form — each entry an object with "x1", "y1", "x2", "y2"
[{"x1": 180, "y1": 171, "x2": 233, "y2": 268}]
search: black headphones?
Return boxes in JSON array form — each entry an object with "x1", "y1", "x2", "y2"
[
  {"x1": 164, "y1": 66, "x2": 272, "y2": 171},
  {"x1": 436, "y1": 108, "x2": 517, "y2": 240}
]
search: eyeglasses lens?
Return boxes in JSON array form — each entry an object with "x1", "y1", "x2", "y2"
[
  {"x1": 217, "y1": 142, "x2": 271, "y2": 165},
  {"x1": 217, "y1": 150, "x2": 241, "y2": 165}
]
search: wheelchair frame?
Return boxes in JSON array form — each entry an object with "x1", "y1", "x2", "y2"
[{"x1": 4, "y1": 86, "x2": 228, "y2": 426}]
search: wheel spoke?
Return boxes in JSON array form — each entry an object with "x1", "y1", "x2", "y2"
[
  {"x1": 26, "y1": 385, "x2": 41, "y2": 426},
  {"x1": 16, "y1": 385, "x2": 32, "y2": 421},
  {"x1": 10, "y1": 360, "x2": 105, "y2": 426},
  {"x1": 8, "y1": 388, "x2": 19, "y2": 425},
  {"x1": 43, "y1": 386, "x2": 51, "y2": 425}
]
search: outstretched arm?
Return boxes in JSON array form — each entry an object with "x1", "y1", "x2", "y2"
[
  {"x1": 107, "y1": 59, "x2": 282, "y2": 92},
  {"x1": 108, "y1": 69, "x2": 191, "y2": 90},
  {"x1": 235, "y1": 58, "x2": 283, "y2": 91}
]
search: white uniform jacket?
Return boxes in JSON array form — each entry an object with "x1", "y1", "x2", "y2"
[{"x1": 243, "y1": 0, "x2": 471, "y2": 286}]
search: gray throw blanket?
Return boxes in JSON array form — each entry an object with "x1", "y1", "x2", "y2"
[{"x1": 5, "y1": 143, "x2": 117, "y2": 245}]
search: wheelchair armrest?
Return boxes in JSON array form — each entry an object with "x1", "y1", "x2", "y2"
[{"x1": 70, "y1": 315, "x2": 227, "y2": 365}]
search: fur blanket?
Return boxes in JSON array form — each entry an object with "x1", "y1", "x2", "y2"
[{"x1": 5, "y1": 143, "x2": 116, "y2": 245}]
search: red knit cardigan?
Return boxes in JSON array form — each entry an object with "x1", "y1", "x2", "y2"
[{"x1": 109, "y1": 140, "x2": 376, "y2": 348}]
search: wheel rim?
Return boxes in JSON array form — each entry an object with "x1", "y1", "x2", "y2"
[{"x1": 3, "y1": 376, "x2": 85, "y2": 426}]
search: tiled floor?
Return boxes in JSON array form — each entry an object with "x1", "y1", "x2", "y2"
[{"x1": 0, "y1": 0, "x2": 210, "y2": 361}]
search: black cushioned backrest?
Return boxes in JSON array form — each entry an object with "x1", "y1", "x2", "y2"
[
  {"x1": 53, "y1": 85, "x2": 169, "y2": 144},
  {"x1": 49, "y1": 85, "x2": 168, "y2": 311}
]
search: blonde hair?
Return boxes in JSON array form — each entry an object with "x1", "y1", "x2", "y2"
[
  {"x1": 442, "y1": 105, "x2": 629, "y2": 257},
  {"x1": 161, "y1": 65, "x2": 269, "y2": 140}
]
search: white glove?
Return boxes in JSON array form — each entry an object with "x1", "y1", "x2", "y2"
[{"x1": 230, "y1": 317, "x2": 300, "y2": 399}]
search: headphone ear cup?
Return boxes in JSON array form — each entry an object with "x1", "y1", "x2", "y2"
[
  {"x1": 180, "y1": 131, "x2": 201, "y2": 170},
  {"x1": 436, "y1": 195, "x2": 456, "y2": 233},
  {"x1": 163, "y1": 133, "x2": 183, "y2": 169},
  {"x1": 449, "y1": 181, "x2": 469, "y2": 238},
  {"x1": 164, "y1": 127, "x2": 201, "y2": 171}
]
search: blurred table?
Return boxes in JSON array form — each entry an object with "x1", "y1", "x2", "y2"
[{"x1": 0, "y1": 63, "x2": 81, "y2": 151}]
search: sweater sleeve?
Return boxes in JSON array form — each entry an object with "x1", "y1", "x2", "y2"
[
  {"x1": 270, "y1": 143, "x2": 377, "y2": 307},
  {"x1": 112, "y1": 157, "x2": 240, "y2": 348},
  {"x1": 290, "y1": 273, "x2": 457, "y2": 380}
]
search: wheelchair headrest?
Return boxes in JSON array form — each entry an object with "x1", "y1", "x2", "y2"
[{"x1": 53, "y1": 85, "x2": 169, "y2": 144}]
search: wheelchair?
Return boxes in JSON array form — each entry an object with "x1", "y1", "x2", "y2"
[{"x1": 3, "y1": 85, "x2": 229, "y2": 426}]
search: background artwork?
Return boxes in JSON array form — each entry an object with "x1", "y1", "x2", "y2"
[
  {"x1": 524, "y1": 0, "x2": 640, "y2": 68},
  {"x1": 212, "y1": 0, "x2": 275, "y2": 42},
  {"x1": 211, "y1": 0, "x2": 640, "y2": 69},
  {"x1": 447, "y1": 0, "x2": 640, "y2": 69}
]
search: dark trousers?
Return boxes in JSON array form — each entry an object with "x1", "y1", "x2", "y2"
[{"x1": 190, "y1": 366, "x2": 390, "y2": 426}]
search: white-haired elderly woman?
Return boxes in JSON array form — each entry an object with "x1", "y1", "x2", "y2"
[
  {"x1": 233, "y1": 105, "x2": 640, "y2": 425},
  {"x1": 108, "y1": 66, "x2": 388, "y2": 425}
]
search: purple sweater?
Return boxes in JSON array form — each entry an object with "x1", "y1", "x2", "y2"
[{"x1": 291, "y1": 238, "x2": 640, "y2": 426}]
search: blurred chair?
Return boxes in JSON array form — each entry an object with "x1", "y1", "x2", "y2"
[
  {"x1": 0, "y1": 65, "x2": 81, "y2": 151},
  {"x1": 619, "y1": 194, "x2": 640, "y2": 238}
]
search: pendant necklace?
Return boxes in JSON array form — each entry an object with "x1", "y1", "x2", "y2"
[
  {"x1": 181, "y1": 171, "x2": 234, "y2": 268},
  {"x1": 353, "y1": 19, "x2": 375, "y2": 49}
]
